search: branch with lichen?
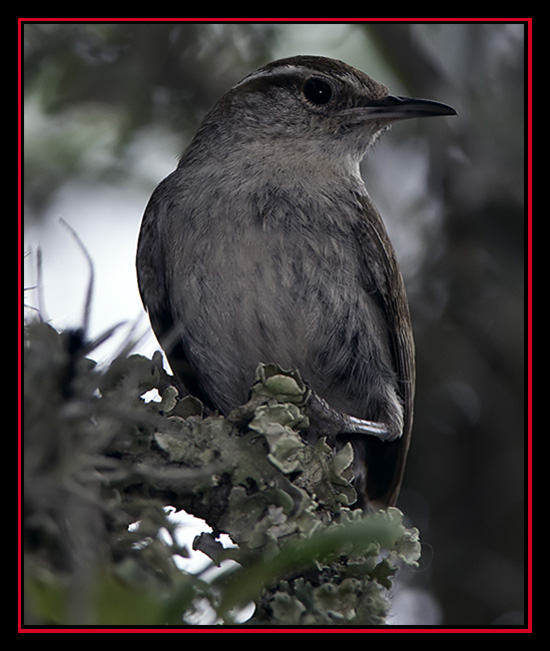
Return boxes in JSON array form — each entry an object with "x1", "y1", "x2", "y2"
[{"x1": 23, "y1": 318, "x2": 420, "y2": 626}]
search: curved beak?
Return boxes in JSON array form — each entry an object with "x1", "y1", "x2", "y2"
[{"x1": 360, "y1": 94, "x2": 457, "y2": 120}]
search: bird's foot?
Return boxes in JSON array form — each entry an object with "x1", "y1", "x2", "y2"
[{"x1": 305, "y1": 391, "x2": 401, "y2": 442}]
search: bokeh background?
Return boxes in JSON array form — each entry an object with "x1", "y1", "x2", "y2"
[{"x1": 22, "y1": 20, "x2": 527, "y2": 627}]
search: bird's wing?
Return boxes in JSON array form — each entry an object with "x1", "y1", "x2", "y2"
[
  {"x1": 353, "y1": 193, "x2": 416, "y2": 507},
  {"x1": 136, "y1": 185, "x2": 215, "y2": 408}
]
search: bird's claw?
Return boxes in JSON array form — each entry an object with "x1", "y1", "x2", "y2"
[{"x1": 344, "y1": 415, "x2": 399, "y2": 441}]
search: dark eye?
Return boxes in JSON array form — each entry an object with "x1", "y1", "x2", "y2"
[{"x1": 303, "y1": 77, "x2": 333, "y2": 105}]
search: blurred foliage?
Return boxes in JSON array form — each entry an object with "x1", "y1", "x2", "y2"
[
  {"x1": 23, "y1": 318, "x2": 420, "y2": 626},
  {"x1": 22, "y1": 21, "x2": 527, "y2": 625},
  {"x1": 23, "y1": 22, "x2": 278, "y2": 214}
]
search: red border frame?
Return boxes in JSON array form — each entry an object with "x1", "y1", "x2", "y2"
[{"x1": 18, "y1": 17, "x2": 533, "y2": 634}]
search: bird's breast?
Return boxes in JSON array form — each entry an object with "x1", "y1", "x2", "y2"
[{"x1": 169, "y1": 195, "x2": 395, "y2": 418}]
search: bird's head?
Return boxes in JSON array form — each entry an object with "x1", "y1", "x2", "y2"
[{"x1": 188, "y1": 55, "x2": 456, "y2": 168}]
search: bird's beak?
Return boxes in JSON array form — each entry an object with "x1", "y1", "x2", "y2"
[{"x1": 359, "y1": 94, "x2": 457, "y2": 120}]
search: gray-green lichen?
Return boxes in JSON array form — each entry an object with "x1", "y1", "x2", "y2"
[
  {"x1": 23, "y1": 320, "x2": 421, "y2": 626},
  {"x1": 150, "y1": 361, "x2": 421, "y2": 625}
]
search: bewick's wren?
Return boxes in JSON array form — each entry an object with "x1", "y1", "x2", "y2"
[{"x1": 137, "y1": 55, "x2": 456, "y2": 509}]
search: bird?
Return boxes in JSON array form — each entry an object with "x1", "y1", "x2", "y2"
[{"x1": 136, "y1": 55, "x2": 456, "y2": 509}]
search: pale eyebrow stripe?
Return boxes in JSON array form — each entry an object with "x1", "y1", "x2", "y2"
[{"x1": 235, "y1": 64, "x2": 306, "y2": 88}]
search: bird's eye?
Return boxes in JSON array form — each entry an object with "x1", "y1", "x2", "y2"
[{"x1": 303, "y1": 77, "x2": 333, "y2": 105}]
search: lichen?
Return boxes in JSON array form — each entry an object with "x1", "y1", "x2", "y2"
[{"x1": 23, "y1": 320, "x2": 421, "y2": 626}]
